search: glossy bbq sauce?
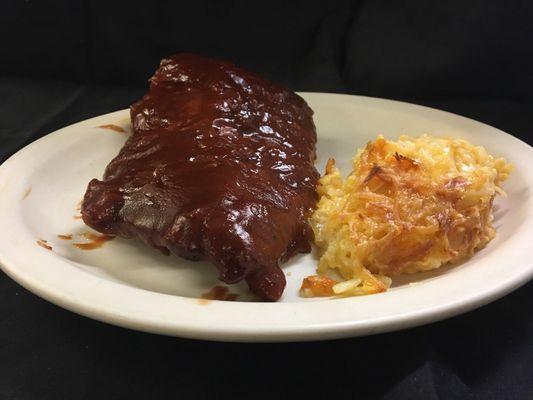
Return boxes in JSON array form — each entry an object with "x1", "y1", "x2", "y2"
[
  {"x1": 72, "y1": 232, "x2": 114, "y2": 250},
  {"x1": 98, "y1": 124, "x2": 126, "y2": 133},
  {"x1": 82, "y1": 54, "x2": 319, "y2": 301},
  {"x1": 198, "y1": 285, "x2": 239, "y2": 305}
]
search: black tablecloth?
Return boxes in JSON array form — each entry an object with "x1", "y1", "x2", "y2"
[{"x1": 2, "y1": 1, "x2": 533, "y2": 399}]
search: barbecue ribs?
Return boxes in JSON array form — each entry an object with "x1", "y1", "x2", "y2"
[{"x1": 81, "y1": 54, "x2": 319, "y2": 301}]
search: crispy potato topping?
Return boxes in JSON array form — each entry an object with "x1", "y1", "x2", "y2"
[
  {"x1": 300, "y1": 275, "x2": 337, "y2": 297},
  {"x1": 303, "y1": 135, "x2": 513, "y2": 297}
]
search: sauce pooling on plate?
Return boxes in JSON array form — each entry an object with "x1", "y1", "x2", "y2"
[{"x1": 200, "y1": 285, "x2": 240, "y2": 303}]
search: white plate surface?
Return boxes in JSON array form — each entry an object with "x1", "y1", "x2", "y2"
[{"x1": 0, "y1": 93, "x2": 532, "y2": 342}]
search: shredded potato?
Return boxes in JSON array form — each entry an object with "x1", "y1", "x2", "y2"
[{"x1": 302, "y1": 135, "x2": 513, "y2": 298}]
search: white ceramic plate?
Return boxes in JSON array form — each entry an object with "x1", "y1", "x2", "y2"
[{"x1": 1, "y1": 93, "x2": 532, "y2": 342}]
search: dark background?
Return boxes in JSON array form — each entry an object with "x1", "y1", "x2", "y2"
[{"x1": 1, "y1": 1, "x2": 533, "y2": 399}]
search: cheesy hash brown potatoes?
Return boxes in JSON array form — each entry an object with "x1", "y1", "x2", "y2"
[{"x1": 301, "y1": 135, "x2": 513, "y2": 298}]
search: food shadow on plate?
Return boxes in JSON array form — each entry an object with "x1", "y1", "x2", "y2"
[
  {"x1": 54, "y1": 226, "x2": 256, "y2": 301},
  {"x1": 389, "y1": 262, "x2": 459, "y2": 289}
]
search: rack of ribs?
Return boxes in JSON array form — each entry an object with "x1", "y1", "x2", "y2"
[{"x1": 81, "y1": 54, "x2": 319, "y2": 301}]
